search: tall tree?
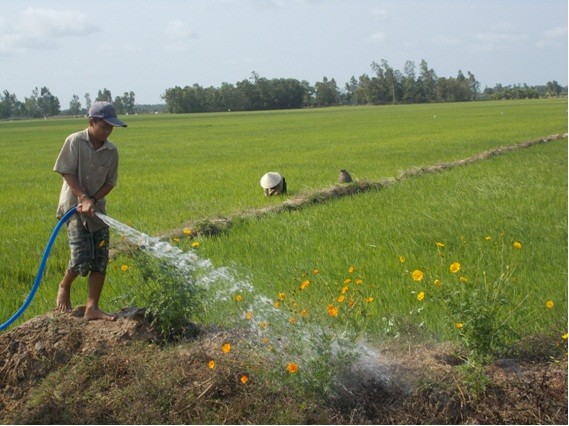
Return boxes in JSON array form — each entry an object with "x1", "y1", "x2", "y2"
[
  {"x1": 69, "y1": 94, "x2": 82, "y2": 115},
  {"x1": 96, "y1": 88, "x2": 113, "y2": 102}
]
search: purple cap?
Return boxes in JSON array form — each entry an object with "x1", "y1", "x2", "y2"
[{"x1": 88, "y1": 101, "x2": 127, "y2": 127}]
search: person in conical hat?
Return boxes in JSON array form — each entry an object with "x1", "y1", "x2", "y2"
[{"x1": 260, "y1": 172, "x2": 287, "y2": 196}]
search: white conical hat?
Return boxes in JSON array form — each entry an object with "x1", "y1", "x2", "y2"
[{"x1": 260, "y1": 172, "x2": 283, "y2": 189}]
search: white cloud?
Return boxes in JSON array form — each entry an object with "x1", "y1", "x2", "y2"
[
  {"x1": 366, "y1": 31, "x2": 386, "y2": 43},
  {"x1": 164, "y1": 20, "x2": 197, "y2": 51},
  {"x1": 371, "y1": 8, "x2": 389, "y2": 20},
  {"x1": 433, "y1": 36, "x2": 461, "y2": 46},
  {"x1": 542, "y1": 26, "x2": 567, "y2": 39},
  {"x1": 0, "y1": 7, "x2": 99, "y2": 54}
]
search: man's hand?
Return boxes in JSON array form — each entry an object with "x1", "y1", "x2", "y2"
[{"x1": 77, "y1": 197, "x2": 95, "y2": 216}]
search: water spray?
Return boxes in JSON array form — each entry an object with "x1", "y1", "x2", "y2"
[{"x1": 0, "y1": 206, "x2": 77, "y2": 331}]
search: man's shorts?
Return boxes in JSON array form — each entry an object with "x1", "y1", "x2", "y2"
[{"x1": 67, "y1": 217, "x2": 110, "y2": 276}]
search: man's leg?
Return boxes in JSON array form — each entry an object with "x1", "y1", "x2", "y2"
[
  {"x1": 56, "y1": 269, "x2": 78, "y2": 312},
  {"x1": 84, "y1": 271, "x2": 116, "y2": 321}
]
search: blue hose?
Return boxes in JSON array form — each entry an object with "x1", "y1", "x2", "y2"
[{"x1": 0, "y1": 206, "x2": 77, "y2": 331}]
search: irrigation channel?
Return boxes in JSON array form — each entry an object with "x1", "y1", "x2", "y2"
[{"x1": 97, "y1": 212, "x2": 398, "y2": 394}]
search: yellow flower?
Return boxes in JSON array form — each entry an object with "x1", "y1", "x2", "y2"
[
  {"x1": 348, "y1": 265, "x2": 355, "y2": 273},
  {"x1": 341, "y1": 285, "x2": 349, "y2": 294},
  {"x1": 455, "y1": 322, "x2": 463, "y2": 329},
  {"x1": 261, "y1": 337, "x2": 270, "y2": 344},
  {"x1": 327, "y1": 304, "x2": 339, "y2": 317},
  {"x1": 259, "y1": 321, "x2": 269, "y2": 329},
  {"x1": 449, "y1": 262, "x2": 461, "y2": 273},
  {"x1": 355, "y1": 278, "x2": 363, "y2": 285},
  {"x1": 288, "y1": 316, "x2": 296, "y2": 324},
  {"x1": 221, "y1": 343, "x2": 231, "y2": 353},
  {"x1": 191, "y1": 241, "x2": 201, "y2": 248},
  {"x1": 299, "y1": 280, "x2": 310, "y2": 290},
  {"x1": 287, "y1": 363, "x2": 299, "y2": 374},
  {"x1": 545, "y1": 300, "x2": 554, "y2": 309},
  {"x1": 120, "y1": 264, "x2": 129, "y2": 272},
  {"x1": 513, "y1": 241, "x2": 522, "y2": 249},
  {"x1": 365, "y1": 297, "x2": 374, "y2": 303},
  {"x1": 273, "y1": 301, "x2": 281, "y2": 308},
  {"x1": 240, "y1": 375, "x2": 249, "y2": 384},
  {"x1": 207, "y1": 360, "x2": 216, "y2": 369},
  {"x1": 173, "y1": 237, "x2": 180, "y2": 242},
  {"x1": 412, "y1": 269, "x2": 424, "y2": 281},
  {"x1": 484, "y1": 235, "x2": 491, "y2": 241},
  {"x1": 433, "y1": 279, "x2": 442, "y2": 287},
  {"x1": 562, "y1": 333, "x2": 568, "y2": 340},
  {"x1": 399, "y1": 256, "x2": 406, "y2": 263},
  {"x1": 277, "y1": 292, "x2": 286, "y2": 301},
  {"x1": 299, "y1": 309, "x2": 308, "y2": 317},
  {"x1": 337, "y1": 295, "x2": 345, "y2": 303},
  {"x1": 183, "y1": 228, "x2": 192, "y2": 235},
  {"x1": 234, "y1": 294, "x2": 243, "y2": 302},
  {"x1": 312, "y1": 269, "x2": 320, "y2": 275},
  {"x1": 417, "y1": 291, "x2": 425, "y2": 301},
  {"x1": 435, "y1": 242, "x2": 445, "y2": 248},
  {"x1": 245, "y1": 311, "x2": 253, "y2": 320},
  {"x1": 343, "y1": 278, "x2": 352, "y2": 285}
]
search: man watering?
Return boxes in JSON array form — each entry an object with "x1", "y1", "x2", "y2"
[{"x1": 53, "y1": 101, "x2": 127, "y2": 321}]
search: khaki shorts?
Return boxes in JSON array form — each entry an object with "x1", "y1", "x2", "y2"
[{"x1": 67, "y1": 217, "x2": 110, "y2": 276}]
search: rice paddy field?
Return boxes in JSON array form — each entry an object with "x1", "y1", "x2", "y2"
[{"x1": 0, "y1": 99, "x2": 567, "y2": 352}]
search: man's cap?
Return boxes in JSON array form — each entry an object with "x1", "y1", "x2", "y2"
[
  {"x1": 89, "y1": 101, "x2": 127, "y2": 127},
  {"x1": 260, "y1": 172, "x2": 283, "y2": 189}
]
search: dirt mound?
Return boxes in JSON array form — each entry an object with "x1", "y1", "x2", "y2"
[{"x1": 0, "y1": 312, "x2": 567, "y2": 424}]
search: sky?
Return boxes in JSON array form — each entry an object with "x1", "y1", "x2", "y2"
[{"x1": 0, "y1": 0, "x2": 567, "y2": 105}]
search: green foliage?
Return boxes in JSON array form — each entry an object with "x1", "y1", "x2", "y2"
[{"x1": 115, "y1": 251, "x2": 204, "y2": 339}]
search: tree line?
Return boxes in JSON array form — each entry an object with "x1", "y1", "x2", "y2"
[
  {"x1": 1, "y1": 58, "x2": 566, "y2": 119},
  {"x1": 0, "y1": 88, "x2": 136, "y2": 120}
]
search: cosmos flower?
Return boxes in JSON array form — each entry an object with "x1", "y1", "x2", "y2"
[
  {"x1": 300, "y1": 280, "x2": 310, "y2": 290},
  {"x1": 546, "y1": 300, "x2": 554, "y2": 309},
  {"x1": 449, "y1": 262, "x2": 461, "y2": 273},
  {"x1": 455, "y1": 322, "x2": 463, "y2": 329},
  {"x1": 120, "y1": 264, "x2": 129, "y2": 272},
  {"x1": 348, "y1": 265, "x2": 356, "y2": 273},
  {"x1": 327, "y1": 304, "x2": 338, "y2": 317},
  {"x1": 513, "y1": 241, "x2": 522, "y2": 249},
  {"x1": 417, "y1": 291, "x2": 425, "y2": 301},
  {"x1": 240, "y1": 375, "x2": 249, "y2": 384},
  {"x1": 191, "y1": 241, "x2": 201, "y2": 248},
  {"x1": 208, "y1": 360, "x2": 216, "y2": 369},
  {"x1": 222, "y1": 343, "x2": 231, "y2": 353},
  {"x1": 183, "y1": 228, "x2": 192, "y2": 235},
  {"x1": 287, "y1": 363, "x2": 299, "y2": 374},
  {"x1": 234, "y1": 294, "x2": 243, "y2": 302}
]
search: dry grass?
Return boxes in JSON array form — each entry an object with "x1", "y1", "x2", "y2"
[{"x1": 1, "y1": 311, "x2": 566, "y2": 425}]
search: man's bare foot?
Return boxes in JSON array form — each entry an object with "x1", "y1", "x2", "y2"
[
  {"x1": 56, "y1": 285, "x2": 72, "y2": 312},
  {"x1": 84, "y1": 306, "x2": 117, "y2": 321}
]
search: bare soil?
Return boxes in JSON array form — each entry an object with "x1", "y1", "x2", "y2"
[{"x1": 0, "y1": 310, "x2": 566, "y2": 424}]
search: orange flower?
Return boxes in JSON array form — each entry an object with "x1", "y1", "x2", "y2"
[
  {"x1": 207, "y1": 360, "x2": 216, "y2": 369},
  {"x1": 327, "y1": 304, "x2": 339, "y2": 317},
  {"x1": 221, "y1": 343, "x2": 231, "y2": 353},
  {"x1": 300, "y1": 280, "x2": 310, "y2": 290},
  {"x1": 348, "y1": 265, "x2": 356, "y2": 273},
  {"x1": 287, "y1": 363, "x2": 299, "y2": 374},
  {"x1": 240, "y1": 375, "x2": 249, "y2": 384}
]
